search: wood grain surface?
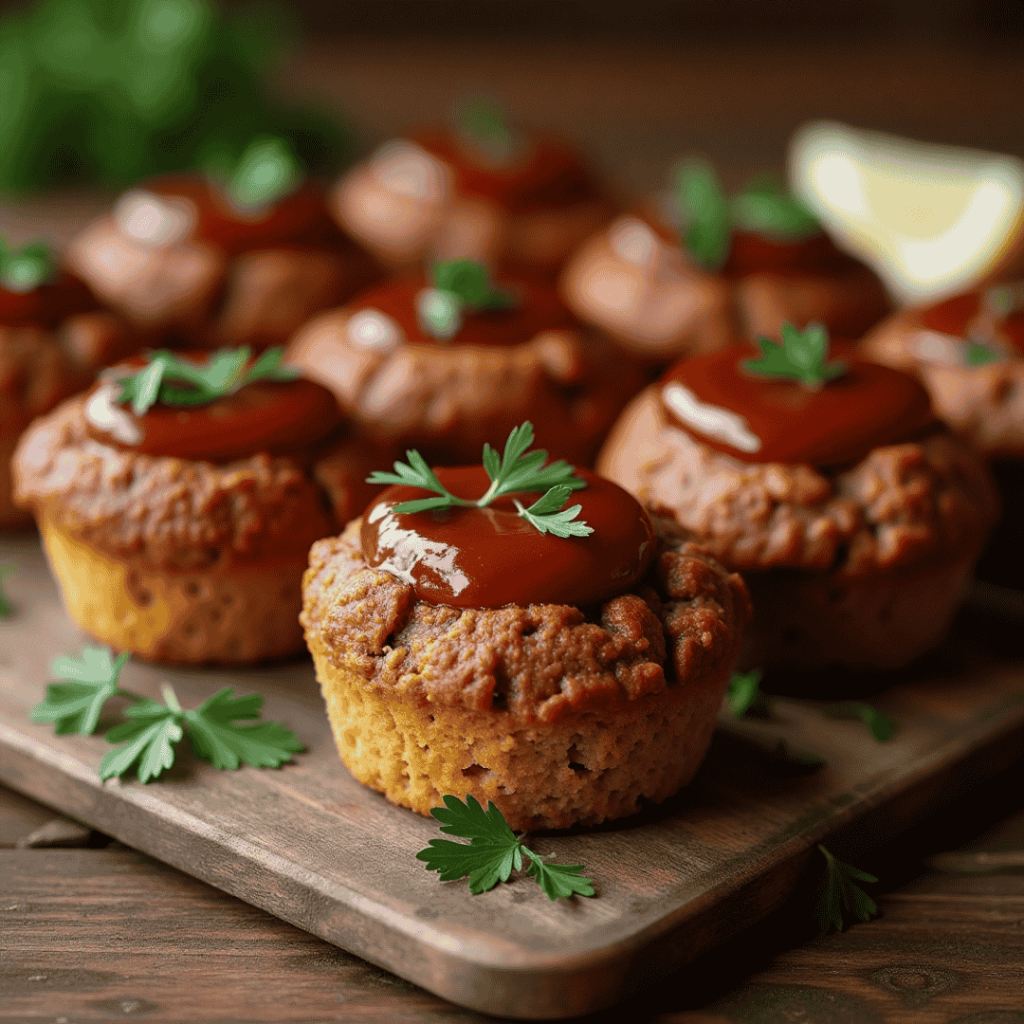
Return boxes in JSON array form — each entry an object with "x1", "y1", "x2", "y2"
[{"x1": 2, "y1": 531, "x2": 1023, "y2": 1018}]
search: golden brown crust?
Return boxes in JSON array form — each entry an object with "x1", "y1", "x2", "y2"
[
  {"x1": 598, "y1": 386, "x2": 999, "y2": 576},
  {"x1": 300, "y1": 519, "x2": 751, "y2": 725},
  {"x1": 12, "y1": 395, "x2": 388, "y2": 568},
  {"x1": 286, "y1": 310, "x2": 646, "y2": 465},
  {"x1": 862, "y1": 308, "x2": 1024, "y2": 459}
]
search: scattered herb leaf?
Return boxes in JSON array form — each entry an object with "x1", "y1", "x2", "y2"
[
  {"x1": 730, "y1": 174, "x2": 819, "y2": 239},
  {"x1": 0, "y1": 563, "x2": 15, "y2": 618},
  {"x1": 225, "y1": 136, "x2": 303, "y2": 211},
  {"x1": 99, "y1": 682, "x2": 302, "y2": 783},
  {"x1": 726, "y1": 668, "x2": 769, "y2": 718},
  {"x1": 31, "y1": 647, "x2": 131, "y2": 736},
  {"x1": 0, "y1": 236, "x2": 55, "y2": 293},
  {"x1": 417, "y1": 794, "x2": 595, "y2": 901},
  {"x1": 743, "y1": 322, "x2": 848, "y2": 389},
  {"x1": 822, "y1": 702, "x2": 896, "y2": 742},
  {"x1": 457, "y1": 96, "x2": 512, "y2": 150},
  {"x1": 367, "y1": 422, "x2": 590, "y2": 538},
  {"x1": 417, "y1": 260, "x2": 514, "y2": 340},
  {"x1": 815, "y1": 844, "x2": 878, "y2": 932},
  {"x1": 964, "y1": 340, "x2": 1003, "y2": 366},
  {"x1": 673, "y1": 158, "x2": 731, "y2": 270},
  {"x1": 116, "y1": 346, "x2": 298, "y2": 415}
]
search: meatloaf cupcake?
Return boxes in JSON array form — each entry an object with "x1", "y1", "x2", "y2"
[
  {"x1": 862, "y1": 282, "x2": 1024, "y2": 584},
  {"x1": 332, "y1": 99, "x2": 615, "y2": 279},
  {"x1": 13, "y1": 347, "x2": 390, "y2": 664},
  {"x1": 68, "y1": 137, "x2": 379, "y2": 351},
  {"x1": 598, "y1": 323, "x2": 999, "y2": 673},
  {"x1": 301, "y1": 423, "x2": 750, "y2": 830},
  {"x1": 286, "y1": 258, "x2": 644, "y2": 466},
  {"x1": 561, "y1": 160, "x2": 891, "y2": 365},
  {"x1": 1, "y1": 238, "x2": 137, "y2": 529}
]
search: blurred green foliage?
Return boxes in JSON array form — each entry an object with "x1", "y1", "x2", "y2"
[{"x1": 0, "y1": 0, "x2": 351, "y2": 193}]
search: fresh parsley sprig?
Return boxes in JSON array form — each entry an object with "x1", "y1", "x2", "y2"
[
  {"x1": 223, "y1": 136, "x2": 304, "y2": 211},
  {"x1": 743, "y1": 322, "x2": 848, "y2": 389},
  {"x1": 964, "y1": 340, "x2": 1003, "y2": 367},
  {"x1": 116, "y1": 346, "x2": 299, "y2": 416},
  {"x1": 457, "y1": 96, "x2": 513, "y2": 151},
  {"x1": 31, "y1": 647, "x2": 131, "y2": 736},
  {"x1": 417, "y1": 260, "x2": 515, "y2": 339},
  {"x1": 725, "y1": 668, "x2": 769, "y2": 719},
  {"x1": 0, "y1": 563, "x2": 15, "y2": 618},
  {"x1": 417, "y1": 794, "x2": 595, "y2": 901},
  {"x1": 822, "y1": 701, "x2": 896, "y2": 743},
  {"x1": 815, "y1": 844, "x2": 879, "y2": 932},
  {"x1": 367, "y1": 422, "x2": 592, "y2": 538},
  {"x1": 0, "y1": 236, "x2": 55, "y2": 293}
]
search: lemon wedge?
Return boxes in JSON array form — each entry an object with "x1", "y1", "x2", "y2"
[{"x1": 789, "y1": 121, "x2": 1024, "y2": 302}]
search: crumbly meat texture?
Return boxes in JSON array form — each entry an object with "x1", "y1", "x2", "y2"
[
  {"x1": 598, "y1": 386, "x2": 999, "y2": 576},
  {"x1": 286, "y1": 311, "x2": 645, "y2": 465},
  {"x1": 862, "y1": 309, "x2": 1024, "y2": 458},
  {"x1": 301, "y1": 518, "x2": 751, "y2": 725},
  {"x1": 13, "y1": 395, "x2": 385, "y2": 568}
]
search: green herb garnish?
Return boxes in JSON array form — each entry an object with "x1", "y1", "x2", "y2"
[
  {"x1": 964, "y1": 340, "x2": 1003, "y2": 366},
  {"x1": 821, "y1": 701, "x2": 896, "y2": 742},
  {"x1": 31, "y1": 647, "x2": 130, "y2": 735},
  {"x1": 100, "y1": 683, "x2": 303, "y2": 784},
  {"x1": 417, "y1": 794, "x2": 595, "y2": 901},
  {"x1": 743, "y1": 322, "x2": 848, "y2": 389},
  {"x1": 224, "y1": 136, "x2": 303, "y2": 211},
  {"x1": 815, "y1": 844, "x2": 878, "y2": 932},
  {"x1": 725, "y1": 668, "x2": 769, "y2": 718},
  {"x1": 0, "y1": 564, "x2": 14, "y2": 618},
  {"x1": 673, "y1": 158, "x2": 732, "y2": 271},
  {"x1": 417, "y1": 260, "x2": 515, "y2": 340},
  {"x1": 0, "y1": 237, "x2": 55, "y2": 293},
  {"x1": 367, "y1": 422, "x2": 592, "y2": 538},
  {"x1": 457, "y1": 96, "x2": 512, "y2": 150},
  {"x1": 116, "y1": 346, "x2": 298, "y2": 415},
  {"x1": 730, "y1": 174, "x2": 819, "y2": 239}
]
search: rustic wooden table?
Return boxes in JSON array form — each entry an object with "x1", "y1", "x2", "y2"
[{"x1": 3, "y1": 36, "x2": 1024, "y2": 1022}]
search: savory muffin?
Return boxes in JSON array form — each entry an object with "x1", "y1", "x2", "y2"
[
  {"x1": 301, "y1": 425, "x2": 750, "y2": 830},
  {"x1": 13, "y1": 347, "x2": 390, "y2": 664},
  {"x1": 67, "y1": 138, "x2": 379, "y2": 351},
  {"x1": 332, "y1": 99, "x2": 616, "y2": 278},
  {"x1": 862, "y1": 282, "x2": 1024, "y2": 584},
  {"x1": 286, "y1": 259, "x2": 645, "y2": 466},
  {"x1": 561, "y1": 161, "x2": 891, "y2": 365},
  {"x1": 1, "y1": 238, "x2": 137, "y2": 529},
  {"x1": 598, "y1": 324, "x2": 998, "y2": 672}
]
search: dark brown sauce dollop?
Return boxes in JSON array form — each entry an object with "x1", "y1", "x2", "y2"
[
  {"x1": 361, "y1": 465, "x2": 656, "y2": 608},
  {"x1": 660, "y1": 345, "x2": 936, "y2": 468},
  {"x1": 0, "y1": 271, "x2": 98, "y2": 329},
  {"x1": 83, "y1": 353, "x2": 345, "y2": 463},
  {"x1": 350, "y1": 275, "x2": 573, "y2": 347},
  {"x1": 415, "y1": 129, "x2": 598, "y2": 214},
  {"x1": 141, "y1": 174, "x2": 343, "y2": 255}
]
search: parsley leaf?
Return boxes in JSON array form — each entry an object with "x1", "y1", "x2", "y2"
[
  {"x1": 367, "y1": 421, "x2": 591, "y2": 538},
  {"x1": 31, "y1": 647, "x2": 130, "y2": 736},
  {"x1": 457, "y1": 96, "x2": 512, "y2": 150},
  {"x1": 116, "y1": 346, "x2": 299, "y2": 415},
  {"x1": 726, "y1": 668, "x2": 769, "y2": 718},
  {"x1": 815, "y1": 844, "x2": 878, "y2": 932},
  {"x1": 0, "y1": 563, "x2": 15, "y2": 618},
  {"x1": 98, "y1": 682, "x2": 302, "y2": 784},
  {"x1": 964, "y1": 340, "x2": 1003, "y2": 366},
  {"x1": 822, "y1": 702, "x2": 896, "y2": 742},
  {"x1": 0, "y1": 236, "x2": 55, "y2": 293},
  {"x1": 416, "y1": 260, "x2": 515, "y2": 340},
  {"x1": 743, "y1": 322, "x2": 848, "y2": 389},
  {"x1": 226, "y1": 136, "x2": 303, "y2": 211},
  {"x1": 673, "y1": 158, "x2": 731, "y2": 271},
  {"x1": 417, "y1": 794, "x2": 595, "y2": 901},
  {"x1": 730, "y1": 174, "x2": 819, "y2": 239}
]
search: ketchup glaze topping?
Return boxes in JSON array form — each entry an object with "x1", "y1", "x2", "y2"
[
  {"x1": 919, "y1": 287, "x2": 1024, "y2": 356},
  {"x1": 350, "y1": 275, "x2": 573, "y2": 347},
  {"x1": 361, "y1": 466, "x2": 656, "y2": 608},
  {"x1": 84, "y1": 353, "x2": 344, "y2": 463},
  {"x1": 119, "y1": 174, "x2": 343, "y2": 256},
  {"x1": 660, "y1": 346, "x2": 936, "y2": 468},
  {"x1": 0, "y1": 271, "x2": 98, "y2": 329}
]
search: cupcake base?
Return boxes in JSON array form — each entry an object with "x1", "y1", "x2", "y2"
[
  {"x1": 310, "y1": 631, "x2": 730, "y2": 832},
  {"x1": 40, "y1": 518, "x2": 307, "y2": 664}
]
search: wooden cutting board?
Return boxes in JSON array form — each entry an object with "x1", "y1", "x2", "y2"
[{"x1": 1, "y1": 531, "x2": 1022, "y2": 1019}]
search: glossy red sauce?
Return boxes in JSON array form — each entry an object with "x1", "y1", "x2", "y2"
[
  {"x1": 722, "y1": 230, "x2": 850, "y2": 278},
  {"x1": 919, "y1": 289, "x2": 1024, "y2": 354},
  {"x1": 0, "y1": 271, "x2": 98, "y2": 329},
  {"x1": 362, "y1": 465, "x2": 657, "y2": 608},
  {"x1": 415, "y1": 129, "x2": 598, "y2": 214},
  {"x1": 660, "y1": 345, "x2": 936, "y2": 468},
  {"x1": 83, "y1": 353, "x2": 345, "y2": 463},
  {"x1": 142, "y1": 174, "x2": 344, "y2": 255},
  {"x1": 351, "y1": 274, "x2": 573, "y2": 347}
]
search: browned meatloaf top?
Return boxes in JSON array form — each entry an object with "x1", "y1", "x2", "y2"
[
  {"x1": 597, "y1": 386, "x2": 999, "y2": 576},
  {"x1": 300, "y1": 518, "x2": 751, "y2": 725},
  {"x1": 13, "y1": 395, "x2": 388, "y2": 569}
]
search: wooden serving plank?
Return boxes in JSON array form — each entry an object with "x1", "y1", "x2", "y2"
[{"x1": 1, "y1": 532, "x2": 1023, "y2": 1019}]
